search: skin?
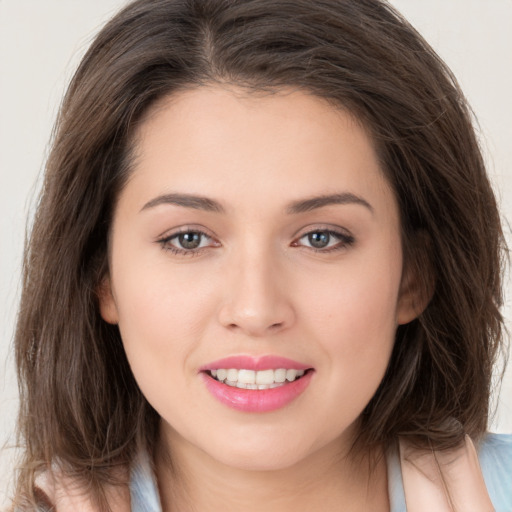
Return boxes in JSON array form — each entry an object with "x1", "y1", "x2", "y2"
[{"x1": 99, "y1": 85, "x2": 423, "y2": 511}]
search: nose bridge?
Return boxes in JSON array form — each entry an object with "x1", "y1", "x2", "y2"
[{"x1": 218, "y1": 237, "x2": 294, "y2": 336}]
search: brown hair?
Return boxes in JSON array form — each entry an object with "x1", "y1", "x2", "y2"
[{"x1": 13, "y1": 0, "x2": 506, "y2": 508}]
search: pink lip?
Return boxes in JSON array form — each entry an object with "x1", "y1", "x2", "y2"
[
  {"x1": 199, "y1": 355, "x2": 314, "y2": 413},
  {"x1": 200, "y1": 355, "x2": 311, "y2": 371},
  {"x1": 201, "y1": 371, "x2": 313, "y2": 413}
]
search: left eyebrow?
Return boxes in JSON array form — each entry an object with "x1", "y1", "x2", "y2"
[
  {"x1": 140, "y1": 193, "x2": 225, "y2": 213},
  {"x1": 286, "y1": 193, "x2": 374, "y2": 215}
]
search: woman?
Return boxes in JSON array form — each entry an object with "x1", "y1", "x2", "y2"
[{"x1": 11, "y1": 0, "x2": 511, "y2": 510}]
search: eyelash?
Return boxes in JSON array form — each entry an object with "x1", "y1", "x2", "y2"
[
  {"x1": 157, "y1": 227, "x2": 355, "y2": 256},
  {"x1": 157, "y1": 228, "x2": 217, "y2": 258},
  {"x1": 292, "y1": 229, "x2": 355, "y2": 253}
]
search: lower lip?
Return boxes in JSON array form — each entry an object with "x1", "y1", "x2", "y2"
[{"x1": 201, "y1": 371, "x2": 313, "y2": 413}]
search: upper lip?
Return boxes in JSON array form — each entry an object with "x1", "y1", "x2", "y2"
[{"x1": 200, "y1": 355, "x2": 312, "y2": 372}]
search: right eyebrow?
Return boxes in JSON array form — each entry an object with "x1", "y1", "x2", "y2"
[
  {"x1": 285, "y1": 192, "x2": 374, "y2": 215},
  {"x1": 140, "y1": 193, "x2": 226, "y2": 213}
]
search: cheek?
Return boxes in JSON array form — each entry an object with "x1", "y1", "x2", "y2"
[
  {"x1": 110, "y1": 262, "x2": 219, "y2": 423},
  {"x1": 303, "y1": 250, "x2": 401, "y2": 344},
  {"x1": 110, "y1": 253, "x2": 218, "y2": 378},
  {"x1": 296, "y1": 239, "x2": 402, "y2": 398}
]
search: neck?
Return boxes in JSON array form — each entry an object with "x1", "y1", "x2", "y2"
[{"x1": 154, "y1": 425, "x2": 390, "y2": 512}]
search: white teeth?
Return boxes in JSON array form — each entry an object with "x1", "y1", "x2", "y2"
[
  {"x1": 286, "y1": 369, "x2": 297, "y2": 381},
  {"x1": 274, "y1": 368, "x2": 286, "y2": 383},
  {"x1": 226, "y1": 369, "x2": 238, "y2": 382},
  {"x1": 256, "y1": 369, "x2": 275, "y2": 385},
  {"x1": 209, "y1": 368, "x2": 307, "y2": 388},
  {"x1": 238, "y1": 369, "x2": 256, "y2": 384}
]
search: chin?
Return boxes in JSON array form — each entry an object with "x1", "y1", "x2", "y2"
[
  {"x1": 215, "y1": 448, "x2": 306, "y2": 472},
  {"x1": 203, "y1": 430, "x2": 319, "y2": 472}
]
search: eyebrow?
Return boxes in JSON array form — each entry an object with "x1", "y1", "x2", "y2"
[
  {"x1": 141, "y1": 193, "x2": 225, "y2": 213},
  {"x1": 140, "y1": 192, "x2": 373, "y2": 215},
  {"x1": 285, "y1": 193, "x2": 373, "y2": 215}
]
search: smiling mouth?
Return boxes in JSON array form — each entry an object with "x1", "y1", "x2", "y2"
[{"x1": 206, "y1": 368, "x2": 310, "y2": 390}]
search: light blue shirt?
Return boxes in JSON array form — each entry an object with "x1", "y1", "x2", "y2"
[{"x1": 130, "y1": 434, "x2": 512, "y2": 512}]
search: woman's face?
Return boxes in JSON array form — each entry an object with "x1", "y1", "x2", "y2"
[{"x1": 100, "y1": 86, "x2": 419, "y2": 471}]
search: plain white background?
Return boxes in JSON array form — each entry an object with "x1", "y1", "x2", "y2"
[{"x1": 1, "y1": 0, "x2": 511, "y2": 506}]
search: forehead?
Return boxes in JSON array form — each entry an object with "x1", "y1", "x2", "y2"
[{"x1": 124, "y1": 85, "x2": 396, "y2": 219}]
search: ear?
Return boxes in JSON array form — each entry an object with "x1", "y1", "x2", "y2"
[
  {"x1": 396, "y1": 232, "x2": 435, "y2": 325},
  {"x1": 97, "y1": 275, "x2": 119, "y2": 325}
]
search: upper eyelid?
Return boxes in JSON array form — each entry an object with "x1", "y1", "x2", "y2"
[
  {"x1": 157, "y1": 230, "x2": 217, "y2": 256},
  {"x1": 167, "y1": 231, "x2": 213, "y2": 243},
  {"x1": 158, "y1": 225, "x2": 350, "y2": 235},
  {"x1": 295, "y1": 229, "x2": 354, "y2": 246},
  {"x1": 298, "y1": 229, "x2": 349, "y2": 240},
  {"x1": 156, "y1": 224, "x2": 353, "y2": 240},
  {"x1": 293, "y1": 224, "x2": 353, "y2": 239},
  {"x1": 156, "y1": 225, "x2": 216, "y2": 242},
  {"x1": 156, "y1": 225, "x2": 354, "y2": 245}
]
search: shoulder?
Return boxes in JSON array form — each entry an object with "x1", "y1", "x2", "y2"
[
  {"x1": 477, "y1": 433, "x2": 512, "y2": 511},
  {"x1": 129, "y1": 451, "x2": 162, "y2": 512},
  {"x1": 27, "y1": 467, "x2": 131, "y2": 512},
  {"x1": 8, "y1": 487, "x2": 55, "y2": 512},
  {"x1": 398, "y1": 434, "x2": 501, "y2": 511}
]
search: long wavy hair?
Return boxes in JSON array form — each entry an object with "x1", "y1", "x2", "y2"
[{"x1": 13, "y1": 0, "x2": 506, "y2": 509}]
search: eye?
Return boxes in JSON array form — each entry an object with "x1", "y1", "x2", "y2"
[
  {"x1": 294, "y1": 229, "x2": 354, "y2": 252},
  {"x1": 158, "y1": 229, "x2": 218, "y2": 255},
  {"x1": 173, "y1": 231, "x2": 208, "y2": 250}
]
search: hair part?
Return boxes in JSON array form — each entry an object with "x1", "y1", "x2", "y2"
[{"x1": 13, "y1": 0, "x2": 506, "y2": 508}]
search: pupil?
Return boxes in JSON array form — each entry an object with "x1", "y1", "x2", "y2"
[
  {"x1": 309, "y1": 231, "x2": 329, "y2": 248},
  {"x1": 179, "y1": 232, "x2": 201, "y2": 249}
]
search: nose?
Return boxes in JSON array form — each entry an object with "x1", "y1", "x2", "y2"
[{"x1": 217, "y1": 247, "x2": 296, "y2": 337}]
